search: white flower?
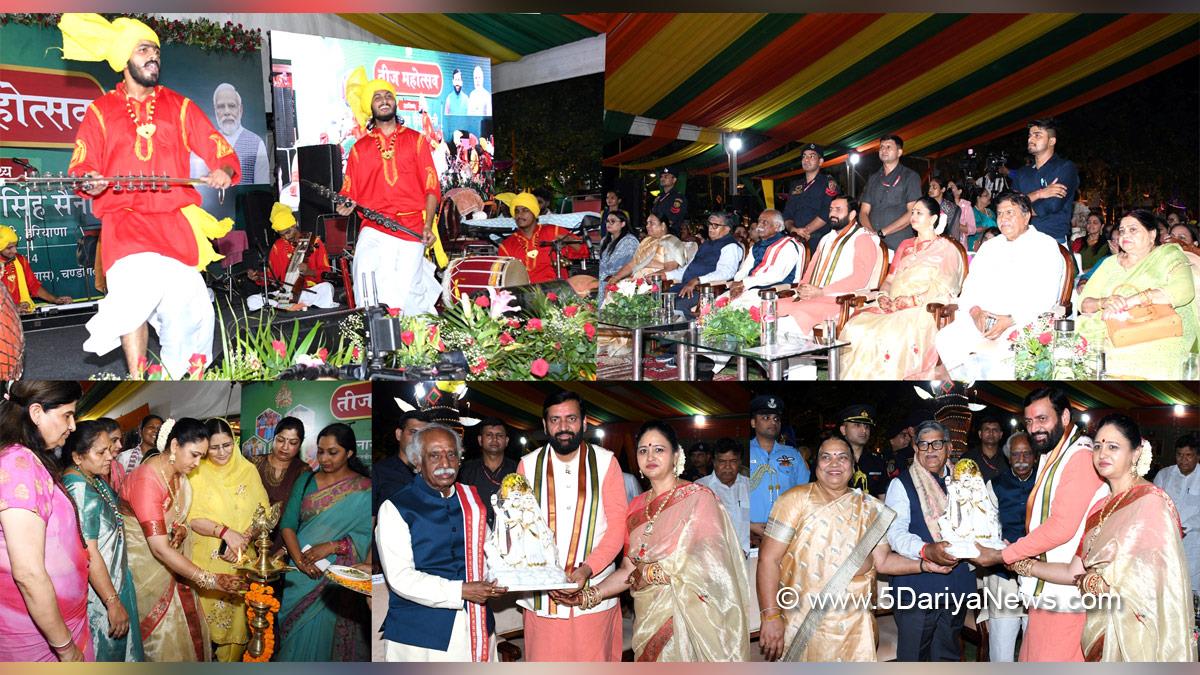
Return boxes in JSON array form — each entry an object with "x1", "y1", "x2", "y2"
[
  {"x1": 156, "y1": 418, "x2": 177, "y2": 453},
  {"x1": 488, "y1": 287, "x2": 521, "y2": 318},
  {"x1": 294, "y1": 353, "x2": 324, "y2": 367}
]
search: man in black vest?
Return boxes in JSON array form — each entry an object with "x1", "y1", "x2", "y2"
[
  {"x1": 668, "y1": 211, "x2": 744, "y2": 314},
  {"x1": 782, "y1": 142, "x2": 837, "y2": 254},
  {"x1": 651, "y1": 166, "x2": 688, "y2": 236},
  {"x1": 883, "y1": 420, "x2": 973, "y2": 661}
]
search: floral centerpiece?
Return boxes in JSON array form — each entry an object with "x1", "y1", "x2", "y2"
[
  {"x1": 700, "y1": 297, "x2": 762, "y2": 348},
  {"x1": 1009, "y1": 312, "x2": 1093, "y2": 380},
  {"x1": 599, "y1": 277, "x2": 659, "y2": 324}
]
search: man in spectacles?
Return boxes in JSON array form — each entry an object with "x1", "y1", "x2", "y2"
[{"x1": 882, "y1": 420, "x2": 975, "y2": 661}]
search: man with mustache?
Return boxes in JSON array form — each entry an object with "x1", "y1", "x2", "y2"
[
  {"x1": 977, "y1": 431, "x2": 1038, "y2": 662},
  {"x1": 61, "y1": 14, "x2": 240, "y2": 378},
  {"x1": 781, "y1": 143, "x2": 836, "y2": 252},
  {"x1": 336, "y1": 78, "x2": 441, "y2": 313},
  {"x1": 377, "y1": 424, "x2": 504, "y2": 661},
  {"x1": 749, "y1": 395, "x2": 808, "y2": 545},
  {"x1": 515, "y1": 389, "x2": 626, "y2": 661},
  {"x1": 443, "y1": 69, "x2": 469, "y2": 117},
  {"x1": 973, "y1": 387, "x2": 1106, "y2": 661},
  {"x1": 719, "y1": 209, "x2": 806, "y2": 311}
]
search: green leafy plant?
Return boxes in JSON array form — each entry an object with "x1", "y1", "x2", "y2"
[{"x1": 701, "y1": 303, "x2": 761, "y2": 348}]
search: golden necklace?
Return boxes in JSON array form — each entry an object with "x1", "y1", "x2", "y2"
[
  {"x1": 374, "y1": 128, "x2": 399, "y2": 186},
  {"x1": 125, "y1": 88, "x2": 158, "y2": 161}
]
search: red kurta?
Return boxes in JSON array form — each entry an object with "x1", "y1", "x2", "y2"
[
  {"x1": 69, "y1": 82, "x2": 241, "y2": 272},
  {"x1": 2, "y1": 254, "x2": 42, "y2": 304},
  {"x1": 266, "y1": 237, "x2": 331, "y2": 288},
  {"x1": 340, "y1": 125, "x2": 440, "y2": 244},
  {"x1": 497, "y1": 224, "x2": 589, "y2": 283}
]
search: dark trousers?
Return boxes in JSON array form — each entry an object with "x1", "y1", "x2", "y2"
[
  {"x1": 671, "y1": 282, "x2": 700, "y2": 315},
  {"x1": 893, "y1": 603, "x2": 966, "y2": 661}
]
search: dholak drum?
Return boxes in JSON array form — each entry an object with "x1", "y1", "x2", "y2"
[{"x1": 442, "y1": 256, "x2": 530, "y2": 305}]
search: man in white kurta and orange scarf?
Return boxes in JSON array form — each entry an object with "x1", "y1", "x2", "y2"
[
  {"x1": 516, "y1": 389, "x2": 627, "y2": 661},
  {"x1": 377, "y1": 424, "x2": 502, "y2": 661}
]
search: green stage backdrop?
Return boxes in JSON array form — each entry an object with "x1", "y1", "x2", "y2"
[{"x1": 240, "y1": 380, "x2": 372, "y2": 469}]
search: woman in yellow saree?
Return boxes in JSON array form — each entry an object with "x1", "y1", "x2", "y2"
[
  {"x1": 187, "y1": 418, "x2": 270, "y2": 662},
  {"x1": 555, "y1": 421, "x2": 749, "y2": 661},
  {"x1": 1004, "y1": 413, "x2": 1196, "y2": 662},
  {"x1": 121, "y1": 418, "x2": 247, "y2": 661}
]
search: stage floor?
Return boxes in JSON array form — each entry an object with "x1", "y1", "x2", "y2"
[{"x1": 21, "y1": 294, "x2": 356, "y2": 380}]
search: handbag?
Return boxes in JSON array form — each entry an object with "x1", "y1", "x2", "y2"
[{"x1": 1104, "y1": 303, "x2": 1183, "y2": 347}]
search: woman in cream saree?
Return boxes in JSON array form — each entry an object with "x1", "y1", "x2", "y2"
[
  {"x1": 1002, "y1": 413, "x2": 1196, "y2": 662},
  {"x1": 839, "y1": 198, "x2": 963, "y2": 380},
  {"x1": 555, "y1": 421, "x2": 749, "y2": 661},
  {"x1": 607, "y1": 214, "x2": 688, "y2": 285}
]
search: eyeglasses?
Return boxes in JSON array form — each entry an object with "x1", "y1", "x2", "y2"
[{"x1": 916, "y1": 439, "x2": 947, "y2": 451}]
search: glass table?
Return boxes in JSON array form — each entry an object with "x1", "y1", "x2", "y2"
[
  {"x1": 654, "y1": 325, "x2": 850, "y2": 380},
  {"x1": 597, "y1": 312, "x2": 690, "y2": 380}
]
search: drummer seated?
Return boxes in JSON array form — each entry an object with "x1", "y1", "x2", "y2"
[
  {"x1": 496, "y1": 193, "x2": 588, "y2": 284},
  {"x1": 1, "y1": 227, "x2": 71, "y2": 314},
  {"x1": 246, "y1": 204, "x2": 338, "y2": 310}
]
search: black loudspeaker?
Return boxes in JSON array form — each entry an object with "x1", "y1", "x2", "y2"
[{"x1": 298, "y1": 144, "x2": 342, "y2": 231}]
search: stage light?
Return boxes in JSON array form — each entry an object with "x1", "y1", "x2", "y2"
[
  {"x1": 519, "y1": 436, "x2": 527, "y2": 445},
  {"x1": 594, "y1": 429, "x2": 605, "y2": 439},
  {"x1": 694, "y1": 414, "x2": 706, "y2": 425},
  {"x1": 649, "y1": 172, "x2": 657, "y2": 178},
  {"x1": 727, "y1": 136, "x2": 743, "y2": 153},
  {"x1": 849, "y1": 152, "x2": 860, "y2": 165},
  {"x1": 1080, "y1": 413, "x2": 1091, "y2": 424},
  {"x1": 1010, "y1": 418, "x2": 1018, "y2": 427},
  {"x1": 1175, "y1": 404, "x2": 1187, "y2": 416}
]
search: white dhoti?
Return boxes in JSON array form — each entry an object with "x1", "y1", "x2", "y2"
[
  {"x1": 383, "y1": 612, "x2": 498, "y2": 662},
  {"x1": 352, "y1": 228, "x2": 440, "y2": 314},
  {"x1": 934, "y1": 314, "x2": 1015, "y2": 379},
  {"x1": 83, "y1": 252, "x2": 214, "y2": 377},
  {"x1": 246, "y1": 281, "x2": 338, "y2": 311},
  {"x1": 978, "y1": 573, "x2": 1027, "y2": 662}
]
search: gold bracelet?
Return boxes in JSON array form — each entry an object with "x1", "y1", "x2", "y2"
[
  {"x1": 762, "y1": 611, "x2": 783, "y2": 623},
  {"x1": 1008, "y1": 558, "x2": 1035, "y2": 577},
  {"x1": 103, "y1": 592, "x2": 120, "y2": 606}
]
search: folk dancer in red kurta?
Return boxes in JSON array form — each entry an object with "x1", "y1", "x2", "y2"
[
  {"x1": 1, "y1": 225, "x2": 71, "y2": 313},
  {"x1": 337, "y1": 74, "x2": 441, "y2": 314},
  {"x1": 61, "y1": 14, "x2": 240, "y2": 378},
  {"x1": 496, "y1": 193, "x2": 589, "y2": 284},
  {"x1": 247, "y1": 203, "x2": 336, "y2": 311}
]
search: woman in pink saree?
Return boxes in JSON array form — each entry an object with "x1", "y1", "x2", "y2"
[
  {"x1": 555, "y1": 421, "x2": 749, "y2": 661},
  {"x1": 0, "y1": 381, "x2": 91, "y2": 662},
  {"x1": 839, "y1": 196, "x2": 964, "y2": 380},
  {"x1": 999, "y1": 414, "x2": 1196, "y2": 662}
]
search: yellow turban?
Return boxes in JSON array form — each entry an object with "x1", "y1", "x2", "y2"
[
  {"x1": 0, "y1": 225, "x2": 17, "y2": 249},
  {"x1": 270, "y1": 203, "x2": 297, "y2": 232},
  {"x1": 493, "y1": 192, "x2": 516, "y2": 212},
  {"x1": 59, "y1": 14, "x2": 160, "y2": 73},
  {"x1": 512, "y1": 192, "x2": 540, "y2": 219},
  {"x1": 344, "y1": 66, "x2": 397, "y2": 128}
]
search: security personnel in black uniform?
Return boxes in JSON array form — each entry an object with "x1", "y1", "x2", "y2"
[
  {"x1": 839, "y1": 404, "x2": 893, "y2": 497},
  {"x1": 651, "y1": 166, "x2": 688, "y2": 236},
  {"x1": 782, "y1": 142, "x2": 838, "y2": 255}
]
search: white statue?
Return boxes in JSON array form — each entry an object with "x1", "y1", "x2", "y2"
[
  {"x1": 484, "y1": 474, "x2": 574, "y2": 590},
  {"x1": 938, "y1": 459, "x2": 1004, "y2": 557}
]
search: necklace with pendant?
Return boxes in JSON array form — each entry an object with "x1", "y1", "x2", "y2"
[
  {"x1": 126, "y1": 88, "x2": 158, "y2": 161},
  {"x1": 374, "y1": 129, "x2": 400, "y2": 185},
  {"x1": 637, "y1": 484, "x2": 680, "y2": 558}
]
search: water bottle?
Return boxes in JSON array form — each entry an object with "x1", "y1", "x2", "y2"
[
  {"x1": 759, "y1": 289, "x2": 778, "y2": 347},
  {"x1": 696, "y1": 284, "x2": 713, "y2": 326},
  {"x1": 1052, "y1": 318, "x2": 1076, "y2": 380}
]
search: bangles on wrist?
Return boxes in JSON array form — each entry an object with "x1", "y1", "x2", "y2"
[
  {"x1": 1075, "y1": 571, "x2": 1106, "y2": 596},
  {"x1": 645, "y1": 562, "x2": 669, "y2": 585},
  {"x1": 578, "y1": 586, "x2": 602, "y2": 610},
  {"x1": 218, "y1": 525, "x2": 229, "y2": 540},
  {"x1": 191, "y1": 569, "x2": 218, "y2": 590},
  {"x1": 103, "y1": 592, "x2": 120, "y2": 607},
  {"x1": 1008, "y1": 558, "x2": 1035, "y2": 577},
  {"x1": 48, "y1": 636, "x2": 75, "y2": 652}
]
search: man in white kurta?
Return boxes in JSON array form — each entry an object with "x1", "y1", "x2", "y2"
[
  {"x1": 718, "y1": 210, "x2": 806, "y2": 310},
  {"x1": 377, "y1": 424, "x2": 502, "y2": 662},
  {"x1": 935, "y1": 191, "x2": 1065, "y2": 379},
  {"x1": 1153, "y1": 434, "x2": 1200, "y2": 591}
]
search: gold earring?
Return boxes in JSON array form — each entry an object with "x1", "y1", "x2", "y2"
[{"x1": 169, "y1": 449, "x2": 177, "y2": 464}]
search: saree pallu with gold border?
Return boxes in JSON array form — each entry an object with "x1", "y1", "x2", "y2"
[
  {"x1": 765, "y1": 483, "x2": 893, "y2": 662},
  {"x1": 276, "y1": 474, "x2": 372, "y2": 662},
  {"x1": 1079, "y1": 484, "x2": 1196, "y2": 662},
  {"x1": 121, "y1": 466, "x2": 211, "y2": 661},
  {"x1": 626, "y1": 483, "x2": 749, "y2": 662}
]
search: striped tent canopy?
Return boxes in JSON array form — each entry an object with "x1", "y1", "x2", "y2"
[
  {"x1": 603, "y1": 13, "x2": 1200, "y2": 181},
  {"x1": 338, "y1": 13, "x2": 609, "y2": 64},
  {"x1": 972, "y1": 381, "x2": 1199, "y2": 413}
]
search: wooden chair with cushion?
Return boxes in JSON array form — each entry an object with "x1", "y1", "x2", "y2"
[{"x1": 927, "y1": 239, "x2": 1074, "y2": 328}]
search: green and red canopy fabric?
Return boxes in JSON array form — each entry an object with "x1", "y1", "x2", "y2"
[
  {"x1": 603, "y1": 13, "x2": 1200, "y2": 180},
  {"x1": 973, "y1": 381, "x2": 1199, "y2": 413}
]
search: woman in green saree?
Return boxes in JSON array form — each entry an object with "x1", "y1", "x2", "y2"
[
  {"x1": 62, "y1": 421, "x2": 144, "y2": 662},
  {"x1": 276, "y1": 423, "x2": 372, "y2": 661},
  {"x1": 1078, "y1": 209, "x2": 1197, "y2": 379}
]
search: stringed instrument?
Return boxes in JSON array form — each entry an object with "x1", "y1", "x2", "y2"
[
  {"x1": 278, "y1": 233, "x2": 314, "y2": 305},
  {"x1": 1, "y1": 172, "x2": 225, "y2": 202},
  {"x1": 301, "y1": 179, "x2": 422, "y2": 240}
]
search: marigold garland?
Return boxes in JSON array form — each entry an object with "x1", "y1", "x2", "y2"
[{"x1": 242, "y1": 583, "x2": 281, "y2": 663}]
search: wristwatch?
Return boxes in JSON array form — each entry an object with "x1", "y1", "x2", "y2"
[{"x1": 984, "y1": 314, "x2": 997, "y2": 332}]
